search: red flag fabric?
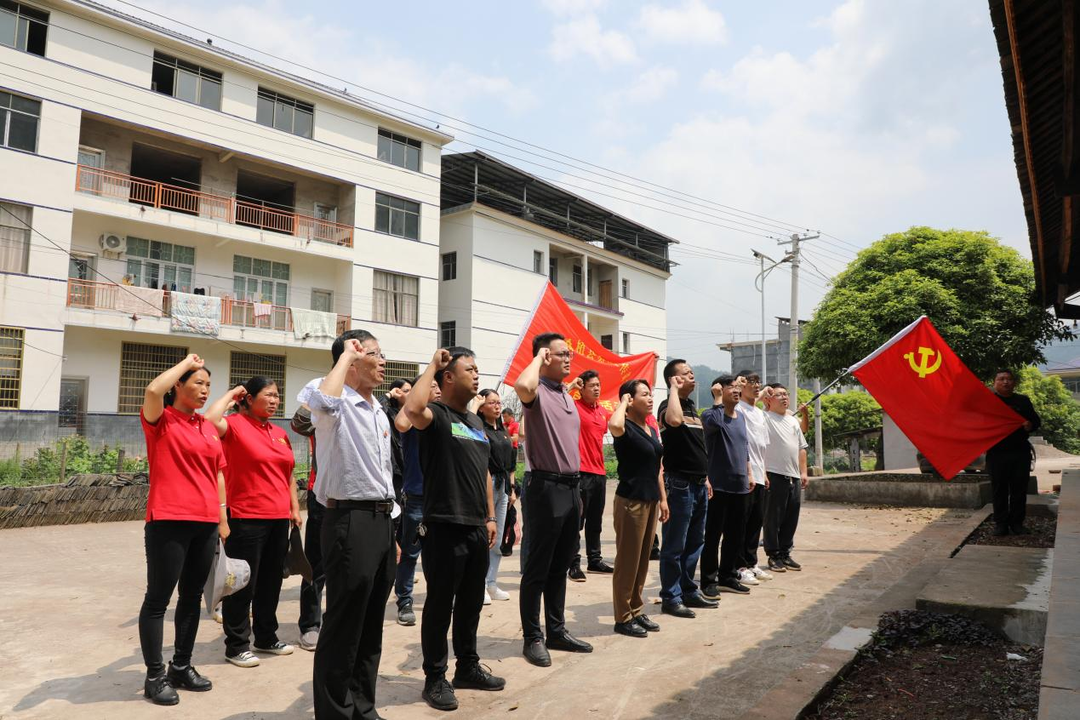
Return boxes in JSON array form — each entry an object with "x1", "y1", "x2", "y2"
[
  {"x1": 849, "y1": 316, "x2": 1025, "y2": 479},
  {"x1": 501, "y1": 283, "x2": 657, "y2": 412}
]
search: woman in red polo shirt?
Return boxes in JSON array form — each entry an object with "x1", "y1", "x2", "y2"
[
  {"x1": 139, "y1": 353, "x2": 228, "y2": 706},
  {"x1": 206, "y1": 375, "x2": 299, "y2": 669}
]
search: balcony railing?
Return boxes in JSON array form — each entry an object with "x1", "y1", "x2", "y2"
[
  {"x1": 75, "y1": 165, "x2": 354, "y2": 248},
  {"x1": 66, "y1": 279, "x2": 351, "y2": 336}
]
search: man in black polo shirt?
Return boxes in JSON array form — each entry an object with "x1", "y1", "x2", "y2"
[
  {"x1": 656, "y1": 359, "x2": 718, "y2": 618},
  {"x1": 988, "y1": 369, "x2": 1042, "y2": 535},
  {"x1": 404, "y1": 347, "x2": 504, "y2": 712}
]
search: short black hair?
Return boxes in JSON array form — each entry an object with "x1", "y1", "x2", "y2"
[
  {"x1": 532, "y1": 332, "x2": 566, "y2": 356},
  {"x1": 736, "y1": 368, "x2": 760, "y2": 382},
  {"x1": 331, "y1": 329, "x2": 377, "y2": 365},
  {"x1": 619, "y1": 378, "x2": 651, "y2": 399},
  {"x1": 766, "y1": 382, "x2": 787, "y2": 391},
  {"x1": 501, "y1": 407, "x2": 514, "y2": 416},
  {"x1": 435, "y1": 346, "x2": 476, "y2": 386},
  {"x1": 712, "y1": 375, "x2": 738, "y2": 388},
  {"x1": 663, "y1": 358, "x2": 687, "y2": 386},
  {"x1": 578, "y1": 369, "x2": 600, "y2": 385},
  {"x1": 389, "y1": 378, "x2": 411, "y2": 391},
  {"x1": 994, "y1": 369, "x2": 1016, "y2": 380}
]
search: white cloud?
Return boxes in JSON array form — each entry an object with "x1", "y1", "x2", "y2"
[
  {"x1": 638, "y1": 0, "x2": 728, "y2": 45},
  {"x1": 549, "y1": 15, "x2": 638, "y2": 66},
  {"x1": 604, "y1": 66, "x2": 679, "y2": 106}
]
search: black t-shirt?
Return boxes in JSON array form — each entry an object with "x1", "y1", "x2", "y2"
[
  {"x1": 657, "y1": 396, "x2": 707, "y2": 479},
  {"x1": 613, "y1": 420, "x2": 663, "y2": 502},
  {"x1": 417, "y1": 402, "x2": 490, "y2": 526},
  {"x1": 989, "y1": 392, "x2": 1041, "y2": 455},
  {"x1": 484, "y1": 421, "x2": 515, "y2": 495}
]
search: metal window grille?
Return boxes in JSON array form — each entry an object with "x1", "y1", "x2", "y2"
[
  {"x1": 0, "y1": 326, "x2": 24, "y2": 409},
  {"x1": 376, "y1": 360, "x2": 419, "y2": 397},
  {"x1": 229, "y1": 351, "x2": 287, "y2": 418},
  {"x1": 118, "y1": 342, "x2": 188, "y2": 414}
]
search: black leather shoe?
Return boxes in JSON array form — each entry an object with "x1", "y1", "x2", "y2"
[
  {"x1": 767, "y1": 557, "x2": 787, "y2": 572},
  {"x1": 568, "y1": 566, "x2": 587, "y2": 582},
  {"x1": 546, "y1": 632, "x2": 593, "y2": 653},
  {"x1": 634, "y1": 614, "x2": 660, "y2": 632},
  {"x1": 684, "y1": 594, "x2": 719, "y2": 609},
  {"x1": 166, "y1": 663, "x2": 212, "y2": 692},
  {"x1": 144, "y1": 673, "x2": 179, "y2": 705},
  {"x1": 523, "y1": 638, "x2": 551, "y2": 667},
  {"x1": 701, "y1": 584, "x2": 721, "y2": 600},
  {"x1": 422, "y1": 676, "x2": 458, "y2": 711},
  {"x1": 661, "y1": 602, "x2": 696, "y2": 618},
  {"x1": 587, "y1": 560, "x2": 614, "y2": 574},
  {"x1": 992, "y1": 525, "x2": 1010, "y2": 536},
  {"x1": 719, "y1": 579, "x2": 751, "y2": 594},
  {"x1": 452, "y1": 663, "x2": 506, "y2": 691},
  {"x1": 614, "y1": 621, "x2": 648, "y2": 638},
  {"x1": 650, "y1": 546, "x2": 661, "y2": 561},
  {"x1": 1010, "y1": 525, "x2": 1030, "y2": 535},
  {"x1": 781, "y1": 556, "x2": 802, "y2": 571}
]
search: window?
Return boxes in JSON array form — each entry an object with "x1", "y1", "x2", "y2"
[
  {"x1": 230, "y1": 351, "x2": 286, "y2": 418},
  {"x1": 118, "y1": 342, "x2": 187, "y2": 413},
  {"x1": 375, "y1": 192, "x2": 420, "y2": 241},
  {"x1": 125, "y1": 237, "x2": 195, "y2": 292},
  {"x1": 377, "y1": 128, "x2": 422, "y2": 171},
  {"x1": 0, "y1": 326, "x2": 23, "y2": 408},
  {"x1": 0, "y1": 201, "x2": 30, "y2": 273},
  {"x1": 549, "y1": 257, "x2": 558, "y2": 286},
  {"x1": 0, "y1": 91, "x2": 40, "y2": 152},
  {"x1": 311, "y1": 289, "x2": 333, "y2": 313},
  {"x1": 373, "y1": 270, "x2": 418, "y2": 326},
  {"x1": 572, "y1": 264, "x2": 582, "y2": 294},
  {"x1": 59, "y1": 377, "x2": 86, "y2": 431},
  {"x1": 151, "y1": 52, "x2": 222, "y2": 110},
  {"x1": 233, "y1": 254, "x2": 289, "y2": 305},
  {"x1": 533, "y1": 251, "x2": 544, "y2": 274},
  {"x1": 440, "y1": 321, "x2": 456, "y2": 348},
  {"x1": 622, "y1": 332, "x2": 630, "y2": 353},
  {"x1": 257, "y1": 87, "x2": 314, "y2": 139},
  {"x1": 621, "y1": 278, "x2": 629, "y2": 298},
  {"x1": 376, "y1": 360, "x2": 420, "y2": 397},
  {"x1": 0, "y1": 1, "x2": 48, "y2": 56},
  {"x1": 442, "y1": 252, "x2": 457, "y2": 281},
  {"x1": 601, "y1": 334, "x2": 613, "y2": 351}
]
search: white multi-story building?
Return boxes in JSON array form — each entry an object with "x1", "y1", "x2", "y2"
[
  {"x1": 0, "y1": 0, "x2": 451, "y2": 454},
  {"x1": 439, "y1": 152, "x2": 673, "y2": 394}
]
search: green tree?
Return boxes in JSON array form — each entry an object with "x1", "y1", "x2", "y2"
[
  {"x1": 1016, "y1": 366, "x2": 1080, "y2": 454},
  {"x1": 799, "y1": 227, "x2": 1071, "y2": 382},
  {"x1": 798, "y1": 390, "x2": 882, "y2": 452}
]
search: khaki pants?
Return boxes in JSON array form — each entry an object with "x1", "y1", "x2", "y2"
[{"x1": 611, "y1": 495, "x2": 659, "y2": 624}]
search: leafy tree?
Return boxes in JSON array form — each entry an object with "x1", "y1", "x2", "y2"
[
  {"x1": 799, "y1": 227, "x2": 1071, "y2": 382},
  {"x1": 798, "y1": 389, "x2": 882, "y2": 452},
  {"x1": 1016, "y1": 366, "x2": 1080, "y2": 454}
]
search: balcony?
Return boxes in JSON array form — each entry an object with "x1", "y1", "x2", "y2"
[
  {"x1": 74, "y1": 166, "x2": 354, "y2": 248},
  {"x1": 563, "y1": 296, "x2": 623, "y2": 317}
]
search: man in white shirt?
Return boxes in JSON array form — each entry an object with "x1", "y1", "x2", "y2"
[
  {"x1": 735, "y1": 371, "x2": 772, "y2": 585},
  {"x1": 761, "y1": 383, "x2": 809, "y2": 574}
]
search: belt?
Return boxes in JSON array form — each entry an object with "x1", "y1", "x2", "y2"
[
  {"x1": 667, "y1": 472, "x2": 708, "y2": 485},
  {"x1": 532, "y1": 470, "x2": 580, "y2": 487},
  {"x1": 326, "y1": 499, "x2": 395, "y2": 513}
]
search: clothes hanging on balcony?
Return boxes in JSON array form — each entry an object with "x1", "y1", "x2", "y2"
[
  {"x1": 253, "y1": 302, "x2": 273, "y2": 318},
  {"x1": 170, "y1": 291, "x2": 222, "y2": 336},
  {"x1": 291, "y1": 307, "x2": 337, "y2": 340},
  {"x1": 115, "y1": 285, "x2": 166, "y2": 318}
]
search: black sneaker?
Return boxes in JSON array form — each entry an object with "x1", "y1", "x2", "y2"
[
  {"x1": 587, "y1": 560, "x2": 615, "y2": 574},
  {"x1": 701, "y1": 584, "x2": 721, "y2": 600},
  {"x1": 452, "y1": 663, "x2": 505, "y2": 691},
  {"x1": 614, "y1": 620, "x2": 648, "y2": 638},
  {"x1": 422, "y1": 676, "x2": 459, "y2": 711},
  {"x1": 166, "y1": 663, "x2": 212, "y2": 691},
  {"x1": 568, "y1": 566, "x2": 587, "y2": 582},
  {"x1": 781, "y1": 556, "x2": 802, "y2": 571},
  {"x1": 144, "y1": 673, "x2": 179, "y2": 706},
  {"x1": 634, "y1": 614, "x2": 660, "y2": 632},
  {"x1": 718, "y1": 578, "x2": 751, "y2": 594},
  {"x1": 397, "y1": 602, "x2": 416, "y2": 626},
  {"x1": 767, "y1": 557, "x2": 787, "y2": 572}
]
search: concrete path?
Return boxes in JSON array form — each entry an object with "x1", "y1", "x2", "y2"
[{"x1": 0, "y1": 496, "x2": 968, "y2": 720}]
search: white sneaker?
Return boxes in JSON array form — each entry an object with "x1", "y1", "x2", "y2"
[
  {"x1": 752, "y1": 565, "x2": 774, "y2": 581},
  {"x1": 483, "y1": 589, "x2": 492, "y2": 606},
  {"x1": 227, "y1": 651, "x2": 260, "y2": 668},
  {"x1": 487, "y1": 584, "x2": 510, "y2": 601},
  {"x1": 299, "y1": 630, "x2": 318, "y2": 651},
  {"x1": 739, "y1": 569, "x2": 761, "y2": 586},
  {"x1": 254, "y1": 641, "x2": 294, "y2": 656}
]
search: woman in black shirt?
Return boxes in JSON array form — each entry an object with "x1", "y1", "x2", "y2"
[
  {"x1": 608, "y1": 379, "x2": 669, "y2": 638},
  {"x1": 477, "y1": 389, "x2": 516, "y2": 603}
]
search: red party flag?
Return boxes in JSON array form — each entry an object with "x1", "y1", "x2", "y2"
[
  {"x1": 501, "y1": 283, "x2": 657, "y2": 412},
  {"x1": 849, "y1": 316, "x2": 1025, "y2": 479}
]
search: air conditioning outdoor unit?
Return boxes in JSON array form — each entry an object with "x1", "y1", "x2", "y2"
[{"x1": 99, "y1": 233, "x2": 127, "y2": 254}]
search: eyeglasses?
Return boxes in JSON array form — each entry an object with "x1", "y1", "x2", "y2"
[
  {"x1": 552, "y1": 351, "x2": 574, "y2": 360},
  {"x1": 364, "y1": 350, "x2": 386, "y2": 360}
]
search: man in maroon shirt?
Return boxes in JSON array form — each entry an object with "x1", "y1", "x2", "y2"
[{"x1": 569, "y1": 370, "x2": 614, "y2": 581}]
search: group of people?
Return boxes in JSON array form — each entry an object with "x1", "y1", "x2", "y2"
[{"x1": 135, "y1": 328, "x2": 811, "y2": 718}]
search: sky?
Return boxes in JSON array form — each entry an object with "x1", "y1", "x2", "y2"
[{"x1": 94, "y1": 0, "x2": 1027, "y2": 367}]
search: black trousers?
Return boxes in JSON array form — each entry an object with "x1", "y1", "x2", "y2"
[
  {"x1": 742, "y1": 483, "x2": 768, "y2": 569},
  {"x1": 222, "y1": 517, "x2": 290, "y2": 655},
  {"x1": 501, "y1": 502, "x2": 518, "y2": 555},
  {"x1": 519, "y1": 475, "x2": 581, "y2": 642},
  {"x1": 700, "y1": 490, "x2": 749, "y2": 586},
  {"x1": 312, "y1": 506, "x2": 395, "y2": 720},
  {"x1": 138, "y1": 520, "x2": 217, "y2": 675},
  {"x1": 571, "y1": 472, "x2": 607, "y2": 569},
  {"x1": 987, "y1": 451, "x2": 1030, "y2": 529},
  {"x1": 299, "y1": 495, "x2": 326, "y2": 633},
  {"x1": 420, "y1": 523, "x2": 489, "y2": 678},
  {"x1": 763, "y1": 472, "x2": 801, "y2": 558}
]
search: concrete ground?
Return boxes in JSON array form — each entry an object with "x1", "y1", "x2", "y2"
[{"x1": 0, "y1": 494, "x2": 968, "y2": 720}]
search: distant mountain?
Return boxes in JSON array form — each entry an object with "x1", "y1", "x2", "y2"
[{"x1": 690, "y1": 363, "x2": 724, "y2": 408}]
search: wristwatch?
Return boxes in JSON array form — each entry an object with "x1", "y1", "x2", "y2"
[{"x1": 485, "y1": 516, "x2": 497, "y2": 523}]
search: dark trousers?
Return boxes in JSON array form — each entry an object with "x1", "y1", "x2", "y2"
[
  {"x1": 988, "y1": 451, "x2": 1030, "y2": 530},
  {"x1": 519, "y1": 475, "x2": 580, "y2": 642},
  {"x1": 394, "y1": 495, "x2": 424, "y2": 609},
  {"x1": 501, "y1": 502, "x2": 518, "y2": 555},
  {"x1": 138, "y1": 520, "x2": 217, "y2": 675},
  {"x1": 223, "y1": 517, "x2": 290, "y2": 655},
  {"x1": 742, "y1": 483, "x2": 768, "y2": 569},
  {"x1": 312, "y1": 506, "x2": 395, "y2": 720},
  {"x1": 571, "y1": 472, "x2": 607, "y2": 569},
  {"x1": 659, "y1": 475, "x2": 709, "y2": 604},
  {"x1": 700, "y1": 490, "x2": 749, "y2": 586},
  {"x1": 299, "y1": 495, "x2": 326, "y2": 633},
  {"x1": 763, "y1": 472, "x2": 801, "y2": 558},
  {"x1": 420, "y1": 523, "x2": 489, "y2": 678}
]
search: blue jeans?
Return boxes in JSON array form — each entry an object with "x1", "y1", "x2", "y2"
[
  {"x1": 394, "y1": 495, "x2": 424, "y2": 609},
  {"x1": 659, "y1": 475, "x2": 709, "y2": 604},
  {"x1": 486, "y1": 484, "x2": 509, "y2": 586}
]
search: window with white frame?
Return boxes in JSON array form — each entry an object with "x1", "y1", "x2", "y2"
[
  {"x1": 440, "y1": 321, "x2": 456, "y2": 348},
  {"x1": 533, "y1": 250, "x2": 543, "y2": 274},
  {"x1": 621, "y1": 277, "x2": 629, "y2": 298},
  {"x1": 0, "y1": 1, "x2": 48, "y2": 56},
  {"x1": 442, "y1": 252, "x2": 457, "y2": 281},
  {"x1": 375, "y1": 192, "x2": 420, "y2": 240},
  {"x1": 572, "y1": 264, "x2": 582, "y2": 294},
  {"x1": 233, "y1": 255, "x2": 289, "y2": 305},
  {"x1": 377, "y1": 128, "x2": 421, "y2": 171},
  {"x1": 125, "y1": 237, "x2": 195, "y2": 293},
  {"x1": 257, "y1": 87, "x2": 314, "y2": 139},
  {"x1": 151, "y1": 52, "x2": 222, "y2": 110},
  {"x1": 373, "y1": 270, "x2": 418, "y2": 326},
  {"x1": 0, "y1": 90, "x2": 40, "y2": 153},
  {"x1": 0, "y1": 201, "x2": 30, "y2": 274}
]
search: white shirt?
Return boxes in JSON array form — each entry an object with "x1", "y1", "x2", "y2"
[
  {"x1": 763, "y1": 411, "x2": 808, "y2": 479},
  {"x1": 738, "y1": 400, "x2": 770, "y2": 486}
]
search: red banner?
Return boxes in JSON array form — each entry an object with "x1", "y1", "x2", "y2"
[
  {"x1": 850, "y1": 316, "x2": 1025, "y2": 479},
  {"x1": 501, "y1": 283, "x2": 658, "y2": 412}
]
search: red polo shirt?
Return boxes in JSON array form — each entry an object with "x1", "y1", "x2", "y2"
[
  {"x1": 506, "y1": 419, "x2": 520, "y2": 449},
  {"x1": 222, "y1": 413, "x2": 295, "y2": 519},
  {"x1": 575, "y1": 398, "x2": 609, "y2": 476},
  {"x1": 141, "y1": 406, "x2": 227, "y2": 523}
]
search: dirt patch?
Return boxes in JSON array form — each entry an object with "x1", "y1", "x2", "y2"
[
  {"x1": 966, "y1": 514, "x2": 1057, "y2": 549},
  {"x1": 807, "y1": 611, "x2": 1043, "y2": 720}
]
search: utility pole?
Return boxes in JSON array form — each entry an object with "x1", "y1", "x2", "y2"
[
  {"x1": 777, "y1": 233, "x2": 819, "y2": 393},
  {"x1": 752, "y1": 249, "x2": 790, "y2": 385},
  {"x1": 813, "y1": 377, "x2": 823, "y2": 473}
]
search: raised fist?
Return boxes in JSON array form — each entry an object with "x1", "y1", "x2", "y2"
[
  {"x1": 432, "y1": 348, "x2": 452, "y2": 370},
  {"x1": 185, "y1": 353, "x2": 204, "y2": 370},
  {"x1": 537, "y1": 347, "x2": 552, "y2": 363},
  {"x1": 671, "y1": 374, "x2": 685, "y2": 390}
]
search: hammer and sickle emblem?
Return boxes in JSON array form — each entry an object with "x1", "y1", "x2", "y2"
[{"x1": 903, "y1": 346, "x2": 942, "y2": 379}]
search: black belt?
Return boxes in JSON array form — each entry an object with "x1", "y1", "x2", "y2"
[
  {"x1": 667, "y1": 472, "x2": 708, "y2": 485},
  {"x1": 326, "y1": 499, "x2": 395, "y2": 513},
  {"x1": 532, "y1": 470, "x2": 581, "y2": 487}
]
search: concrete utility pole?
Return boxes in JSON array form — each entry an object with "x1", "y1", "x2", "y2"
[
  {"x1": 751, "y1": 249, "x2": 790, "y2": 385},
  {"x1": 777, "y1": 232, "x2": 819, "y2": 393}
]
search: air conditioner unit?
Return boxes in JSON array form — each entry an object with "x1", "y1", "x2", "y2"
[{"x1": 99, "y1": 233, "x2": 127, "y2": 254}]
